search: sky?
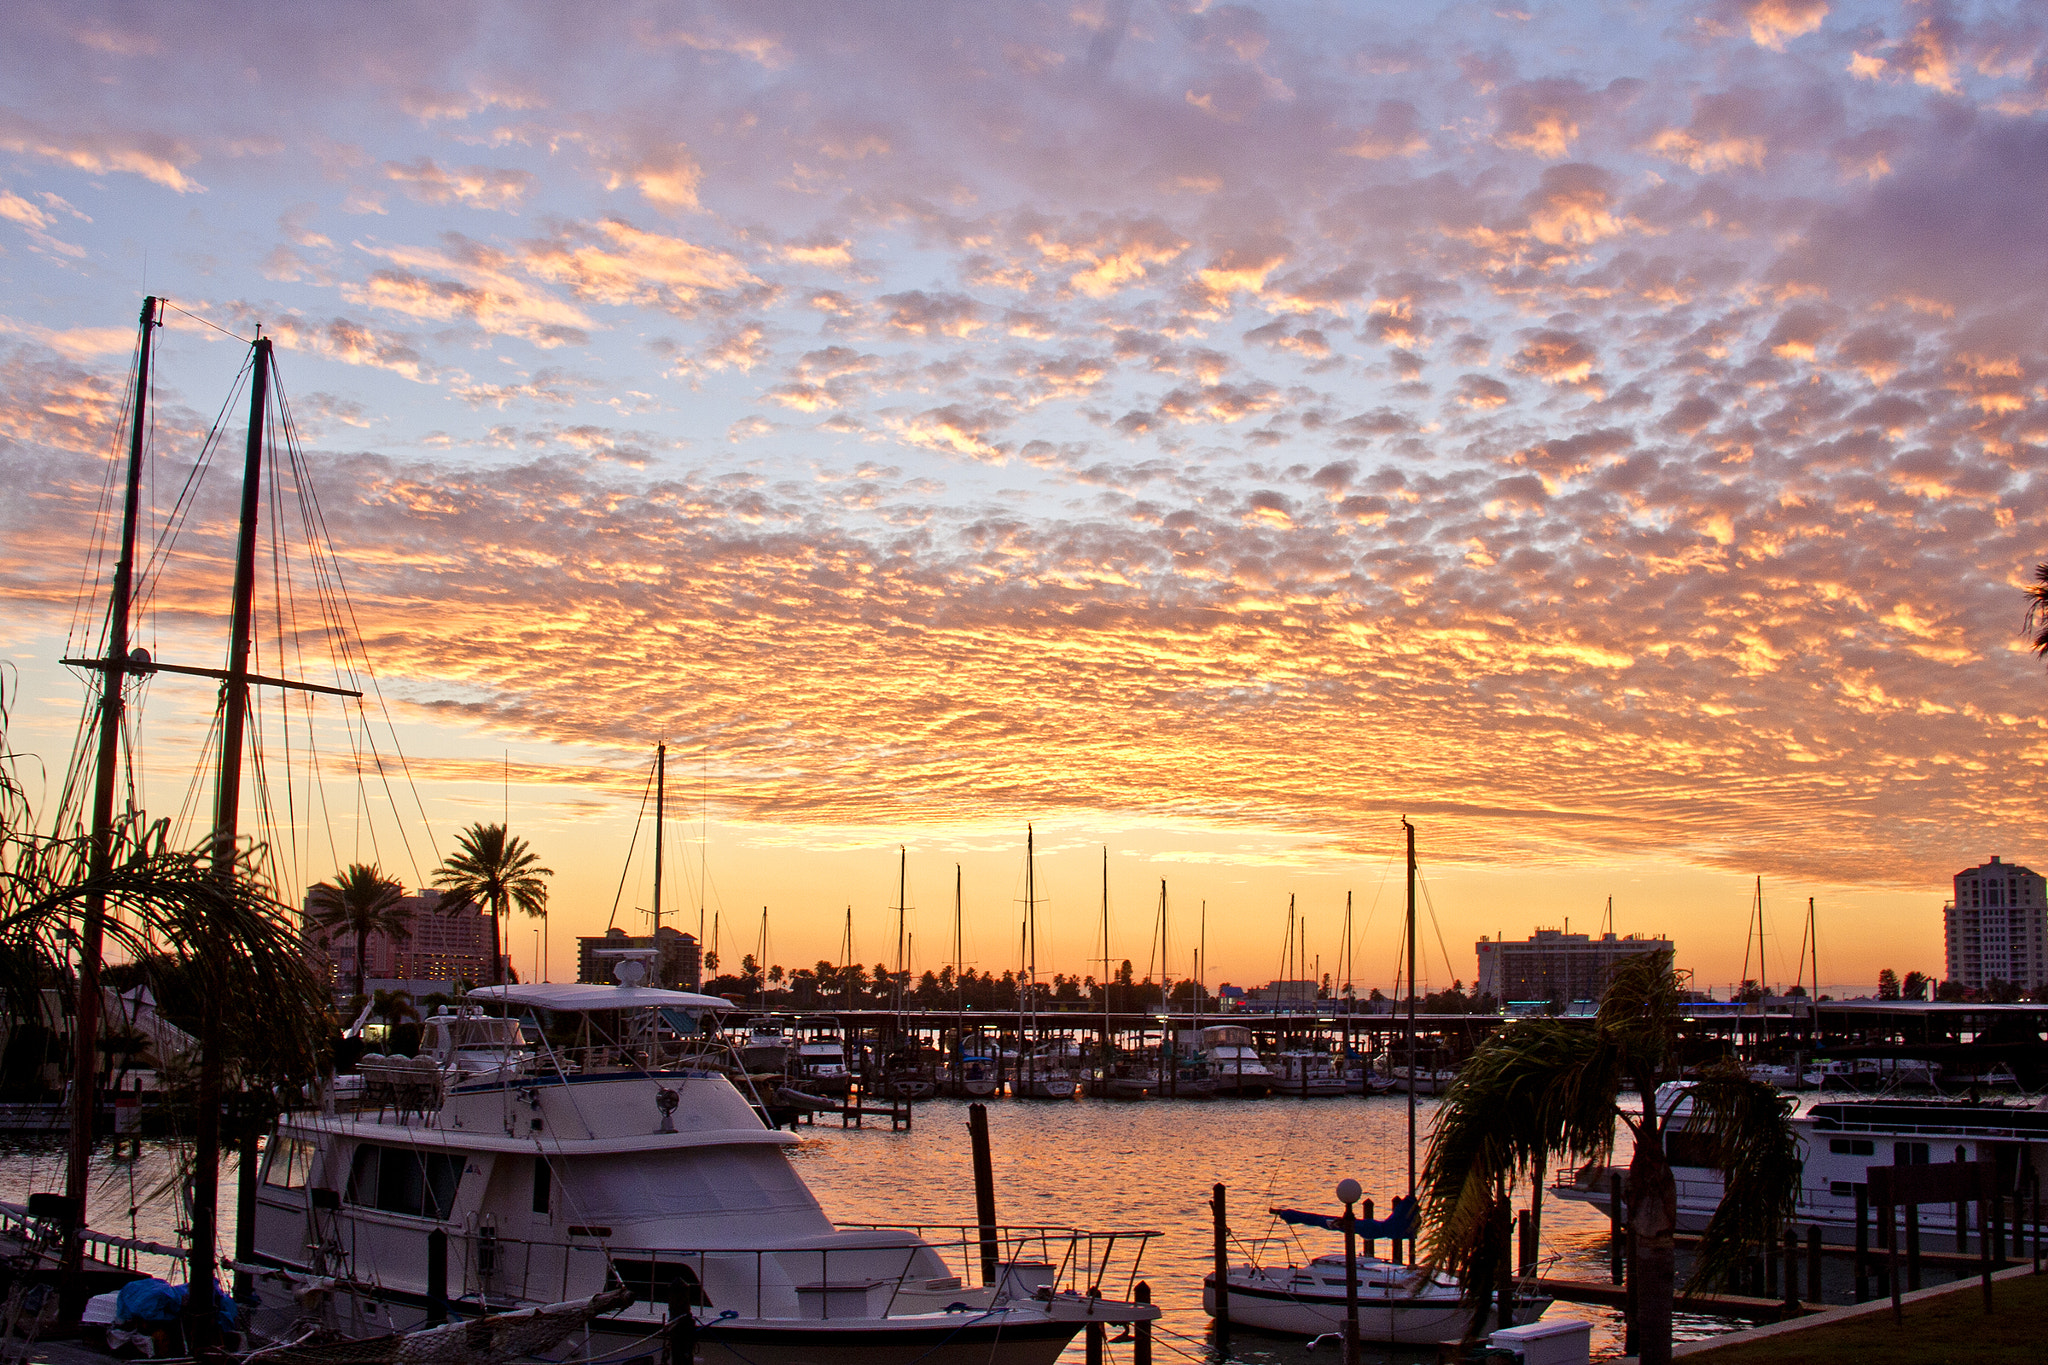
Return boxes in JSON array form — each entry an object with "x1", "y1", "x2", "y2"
[{"x1": 1, "y1": 0, "x2": 2043, "y2": 998}]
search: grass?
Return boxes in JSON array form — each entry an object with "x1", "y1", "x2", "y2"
[{"x1": 1679, "y1": 1269, "x2": 2048, "y2": 1364}]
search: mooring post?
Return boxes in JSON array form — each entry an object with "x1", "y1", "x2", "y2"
[
  {"x1": 968, "y1": 1103, "x2": 999, "y2": 1286},
  {"x1": 1134, "y1": 1281, "x2": 1152, "y2": 1365},
  {"x1": 1338, "y1": 1179, "x2": 1361, "y2": 1365},
  {"x1": 1905, "y1": 1199, "x2": 1921, "y2": 1291},
  {"x1": 1954, "y1": 1146, "x2": 1969, "y2": 1255},
  {"x1": 1854, "y1": 1186, "x2": 1869, "y2": 1302},
  {"x1": 2035, "y1": 1170, "x2": 2043, "y2": 1275},
  {"x1": 1807, "y1": 1225, "x2": 1822, "y2": 1310},
  {"x1": 1782, "y1": 1227, "x2": 1799, "y2": 1311},
  {"x1": 1888, "y1": 1197, "x2": 1902, "y2": 1325},
  {"x1": 234, "y1": 1123, "x2": 259, "y2": 1303},
  {"x1": 1518, "y1": 1208, "x2": 1534, "y2": 1275},
  {"x1": 1609, "y1": 1173, "x2": 1625, "y2": 1284},
  {"x1": 1765, "y1": 1235, "x2": 1779, "y2": 1300},
  {"x1": 1085, "y1": 1286, "x2": 1103, "y2": 1365},
  {"x1": 426, "y1": 1228, "x2": 448, "y2": 1326},
  {"x1": 1982, "y1": 1170, "x2": 1996, "y2": 1313},
  {"x1": 1361, "y1": 1198, "x2": 1375, "y2": 1260},
  {"x1": 1211, "y1": 1183, "x2": 1230, "y2": 1356}
]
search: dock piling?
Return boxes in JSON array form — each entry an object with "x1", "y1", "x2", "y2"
[
  {"x1": 1134, "y1": 1282, "x2": 1152, "y2": 1365},
  {"x1": 426, "y1": 1229, "x2": 448, "y2": 1326},
  {"x1": 1854, "y1": 1186, "x2": 1869, "y2": 1302},
  {"x1": 1806, "y1": 1225, "x2": 1822, "y2": 1308},
  {"x1": 1781, "y1": 1227, "x2": 1798, "y2": 1310},
  {"x1": 1211, "y1": 1183, "x2": 1230, "y2": 1356},
  {"x1": 1608, "y1": 1173, "x2": 1624, "y2": 1284},
  {"x1": 968, "y1": 1103, "x2": 999, "y2": 1286}
]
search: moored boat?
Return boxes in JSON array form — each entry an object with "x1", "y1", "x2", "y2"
[{"x1": 248, "y1": 981, "x2": 1157, "y2": 1363}]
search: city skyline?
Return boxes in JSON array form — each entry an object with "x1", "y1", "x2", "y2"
[{"x1": 1, "y1": 2, "x2": 2041, "y2": 991}]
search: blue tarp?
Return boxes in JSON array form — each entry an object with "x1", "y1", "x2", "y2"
[
  {"x1": 1270, "y1": 1194, "x2": 1418, "y2": 1239},
  {"x1": 114, "y1": 1277, "x2": 239, "y2": 1333}
]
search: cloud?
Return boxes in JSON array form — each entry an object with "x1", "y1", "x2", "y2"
[{"x1": 383, "y1": 157, "x2": 534, "y2": 210}]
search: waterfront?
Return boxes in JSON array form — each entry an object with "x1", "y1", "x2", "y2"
[{"x1": 0, "y1": 1094, "x2": 1697, "y2": 1362}]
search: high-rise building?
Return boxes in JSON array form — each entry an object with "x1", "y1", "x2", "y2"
[
  {"x1": 1476, "y1": 929, "x2": 1674, "y2": 1006},
  {"x1": 1944, "y1": 855, "x2": 2047, "y2": 992},
  {"x1": 576, "y1": 926, "x2": 701, "y2": 989},
  {"x1": 302, "y1": 889, "x2": 511, "y2": 992}
]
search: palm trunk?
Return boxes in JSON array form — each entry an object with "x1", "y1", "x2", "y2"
[
  {"x1": 1628, "y1": 1102, "x2": 1678, "y2": 1365},
  {"x1": 489, "y1": 902, "x2": 503, "y2": 987},
  {"x1": 354, "y1": 924, "x2": 369, "y2": 1000}
]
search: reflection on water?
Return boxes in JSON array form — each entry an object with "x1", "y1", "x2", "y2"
[{"x1": 0, "y1": 1094, "x2": 1745, "y2": 1362}]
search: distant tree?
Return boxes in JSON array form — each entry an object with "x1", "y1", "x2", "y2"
[
  {"x1": 1735, "y1": 979, "x2": 1764, "y2": 1003},
  {"x1": 1784, "y1": 984, "x2": 1807, "y2": 999},
  {"x1": 1936, "y1": 978, "x2": 1969, "y2": 1001},
  {"x1": 431, "y1": 823, "x2": 550, "y2": 988},
  {"x1": 1985, "y1": 978, "x2": 2023, "y2": 1004},
  {"x1": 1901, "y1": 970, "x2": 1930, "y2": 1001},
  {"x1": 307, "y1": 863, "x2": 409, "y2": 1000},
  {"x1": 768, "y1": 963, "x2": 784, "y2": 984},
  {"x1": 1876, "y1": 969, "x2": 1900, "y2": 1000},
  {"x1": 1116, "y1": 959, "x2": 1135, "y2": 986},
  {"x1": 2024, "y1": 561, "x2": 2048, "y2": 661}
]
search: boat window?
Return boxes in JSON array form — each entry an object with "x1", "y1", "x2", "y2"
[
  {"x1": 561, "y1": 1149, "x2": 831, "y2": 1228},
  {"x1": 346, "y1": 1144, "x2": 464, "y2": 1220},
  {"x1": 1830, "y1": 1139, "x2": 1875, "y2": 1156},
  {"x1": 1893, "y1": 1142, "x2": 1929, "y2": 1166},
  {"x1": 263, "y1": 1135, "x2": 319, "y2": 1189}
]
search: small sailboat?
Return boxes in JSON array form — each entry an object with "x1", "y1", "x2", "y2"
[{"x1": 1204, "y1": 1197, "x2": 1551, "y2": 1341}]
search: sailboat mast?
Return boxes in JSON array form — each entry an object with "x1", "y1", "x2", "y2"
[
  {"x1": 1024, "y1": 826, "x2": 1036, "y2": 1014},
  {"x1": 1403, "y1": 816, "x2": 1418, "y2": 1214},
  {"x1": 189, "y1": 333, "x2": 272, "y2": 1346},
  {"x1": 1160, "y1": 878, "x2": 1170, "y2": 1015},
  {"x1": 896, "y1": 845, "x2": 908, "y2": 1012},
  {"x1": 1195, "y1": 899, "x2": 1205, "y2": 1031},
  {"x1": 66, "y1": 295, "x2": 159, "y2": 1262},
  {"x1": 1100, "y1": 849, "x2": 1110, "y2": 1074},
  {"x1": 652, "y1": 743, "x2": 665, "y2": 974}
]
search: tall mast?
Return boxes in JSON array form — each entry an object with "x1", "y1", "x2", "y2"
[
  {"x1": 1403, "y1": 816, "x2": 1417, "y2": 1213},
  {"x1": 652, "y1": 742, "x2": 665, "y2": 978},
  {"x1": 66, "y1": 295, "x2": 158, "y2": 1265},
  {"x1": 1024, "y1": 826, "x2": 1036, "y2": 1015},
  {"x1": 1159, "y1": 878, "x2": 1170, "y2": 1015},
  {"x1": 896, "y1": 845, "x2": 908, "y2": 1012},
  {"x1": 1100, "y1": 848, "x2": 1110, "y2": 1069},
  {"x1": 1808, "y1": 896, "x2": 1818, "y2": 1000},
  {"x1": 190, "y1": 333, "x2": 272, "y2": 1346},
  {"x1": 954, "y1": 864, "x2": 964, "y2": 1023},
  {"x1": 1342, "y1": 889, "x2": 1353, "y2": 1002},
  {"x1": 1195, "y1": 899, "x2": 1205, "y2": 1030}
]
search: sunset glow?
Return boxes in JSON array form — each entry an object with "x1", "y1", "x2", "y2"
[{"x1": 3, "y1": 1, "x2": 2043, "y2": 996}]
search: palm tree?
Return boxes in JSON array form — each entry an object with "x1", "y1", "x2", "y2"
[
  {"x1": 307, "y1": 863, "x2": 409, "y2": 1000},
  {"x1": 1420, "y1": 950, "x2": 1801, "y2": 1365},
  {"x1": 2026, "y1": 561, "x2": 2048, "y2": 660},
  {"x1": 431, "y1": 823, "x2": 551, "y2": 988}
]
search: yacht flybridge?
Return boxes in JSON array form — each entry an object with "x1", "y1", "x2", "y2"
[{"x1": 249, "y1": 982, "x2": 1158, "y2": 1365}]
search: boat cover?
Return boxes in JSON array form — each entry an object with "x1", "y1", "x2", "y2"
[{"x1": 1269, "y1": 1195, "x2": 1417, "y2": 1238}]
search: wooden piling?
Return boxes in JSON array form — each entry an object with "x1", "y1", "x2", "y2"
[
  {"x1": 1854, "y1": 1186, "x2": 1869, "y2": 1302},
  {"x1": 1134, "y1": 1281, "x2": 1152, "y2": 1365},
  {"x1": 426, "y1": 1228, "x2": 448, "y2": 1325},
  {"x1": 1609, "y1": 1172, "x2": 1625, "y2": 1284},
  {"x1": 968, "y1": 1103, "x2": 999, "y2": 1286},
  {"x1": 1211, "y1": 1183, "x2": 1230, "y2": 1356}
]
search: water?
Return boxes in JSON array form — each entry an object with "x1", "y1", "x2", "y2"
[{"x1": 0, "y1": 1096, "x2": 1756, "y2": 1362}]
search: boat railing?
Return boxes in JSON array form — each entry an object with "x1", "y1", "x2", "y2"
[
  {"x1": 418, "y1": 1223, "x2": 1157, "y2": 1320},
  {"x1": 838, "y1": 1223, "x2": 1159, "y2": 1299},
  {"x1": 0, "y1": 1199, "x2": 186, "y2": 1274}
]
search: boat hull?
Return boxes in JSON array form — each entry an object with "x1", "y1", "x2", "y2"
[{"x1": 1203, "y1": 1272, "x2": 1547, "y2": 1343}]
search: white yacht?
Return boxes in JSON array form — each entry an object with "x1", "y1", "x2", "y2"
[
  {"x1": 247, "y1": 983, "x2": 1157, "y2": 1364},
  {"x1": 789, "y1": 1029, "x2": 851, "y2": 1095},
  {"x1": 1272, "y1": 1050, "x2": 1348, "y2": 1097},
  {"x1": 1200, "y1": 1025, "x2": 1274, "y2": 1097},
  {"x1": 1554, "y1": 1087, "x2": 2045, "y2": 1248}
]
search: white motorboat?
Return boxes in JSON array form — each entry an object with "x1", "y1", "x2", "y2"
[
  {"x1": 1552, "y1": 1085, "x2": 2048, "y2": 1248},
  {"x1": 248, "y1": 982, "x2": 1158, "y2": 1364},
  {"x1": 789, "y1": 1028, "x2": 851, "y2": 1095},
  {"x1": 1387, "y1": 1064, "x2": 1457, "y2": 1097},
  {"x1": 736, "y1": 1021, "x2": 795, "y2": 1073},
  {"x1": 1201, "y1": 1026, "x2": 1275, "y2": 1097},
  {"x1": 1273, "y1": 1050, "x2": 1348, "y2": 1097}
]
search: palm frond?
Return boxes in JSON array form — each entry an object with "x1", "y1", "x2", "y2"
[
  {"x1": 1595, "y1": 948, "x2": 1681, "y2": 1082},
  {"x1": 2026, "y1": 562, "x2": 2048, "y2": 659},
  {"x1": 1679, "y1": 1060, "x2": 1804, "y2": 1292},
  {"x1": 1421, "y1": 1018, "x2": 1617, "y2": 1288}
]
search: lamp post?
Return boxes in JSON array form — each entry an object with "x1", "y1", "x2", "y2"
[{"x1": 1338, "y1": 1177, "x2": 1362, "y2": 1365}]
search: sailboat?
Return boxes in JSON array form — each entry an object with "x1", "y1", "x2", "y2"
[
  {"x1": 1203, "y1": 821, "x2": 1544, "y2": 1343},
  {"x1": 1012, "y1": 828, "x2": 1076, "y2": 1100}
]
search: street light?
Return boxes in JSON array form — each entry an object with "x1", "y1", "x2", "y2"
[{"x1": 1337, "y1": 1177, "x2": 1361, "y2": 1365}]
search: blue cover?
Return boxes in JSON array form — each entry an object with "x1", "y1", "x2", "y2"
[
  {"x1": 1270, "y1": 1194, "x2": 1418, "y2": 1239},
  {"x1": 113, "y1": 1278, "x2": 239, "y2": 1332}
]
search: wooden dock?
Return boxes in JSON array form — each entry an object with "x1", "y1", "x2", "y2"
[{"x1": 1537, "y1": 1278, "x2": 1816, "y2": 1322}]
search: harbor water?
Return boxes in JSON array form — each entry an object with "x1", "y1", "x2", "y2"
[{"x1": 0, "y1": 1091, "x2": 1778, "y2": 1363}]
